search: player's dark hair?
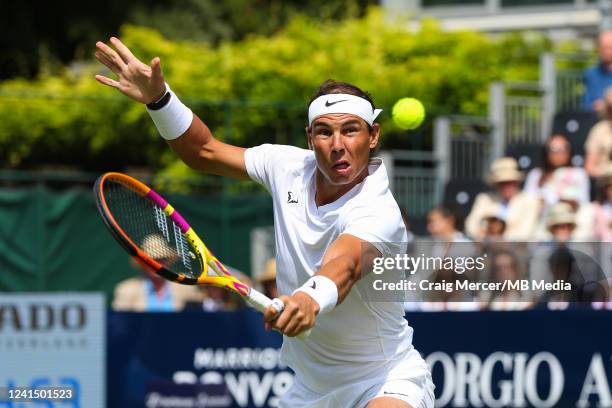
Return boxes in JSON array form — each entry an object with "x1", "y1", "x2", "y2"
[{"x1": 309, "y1": 79, "x2": 376, "y2": 112}]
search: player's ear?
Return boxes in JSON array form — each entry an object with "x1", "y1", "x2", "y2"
[
  {"x1": 369, "y1": 123, "x2": 381, "y2": 149},
  {"x1": 306, "y1": 126, "x2": 313, "y2": 150}
]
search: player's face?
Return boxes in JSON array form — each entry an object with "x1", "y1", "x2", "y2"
[{"x1": 308, "y1": 113, "x2": 379, "y2": 186}]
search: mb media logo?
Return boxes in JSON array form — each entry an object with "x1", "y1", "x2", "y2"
[{"x1": 0, "y1": 302, "x2": 87, "y2": 332}]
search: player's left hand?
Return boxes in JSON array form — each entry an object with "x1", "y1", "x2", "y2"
[{"x1": 264, "y1": 293, "x2": 319, "y2": 337}]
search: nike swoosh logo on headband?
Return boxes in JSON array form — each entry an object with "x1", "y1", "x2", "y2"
[{"x1": 325, "y1": 99, "x2": 348, "y2": 107}]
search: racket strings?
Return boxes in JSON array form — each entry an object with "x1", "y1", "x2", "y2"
[{"x1": 103, "y1": 180, "x2": 200, "y2": 278}]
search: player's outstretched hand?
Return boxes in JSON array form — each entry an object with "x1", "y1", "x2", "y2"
[
  {"x1": 264, "y1": 294, "x2": 318, "y2": 337},
  {"x1": 94, "y1": 37, "x2": 166, "y2": 105}
]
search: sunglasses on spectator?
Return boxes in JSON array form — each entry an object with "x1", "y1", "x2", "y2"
[{"x1": 546, "y1": 144, "x2": 570, "y2": 153}]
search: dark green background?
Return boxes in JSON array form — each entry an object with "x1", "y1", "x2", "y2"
[{"x1": 0, "y1": 185, "x2": 274, "y2": 303}]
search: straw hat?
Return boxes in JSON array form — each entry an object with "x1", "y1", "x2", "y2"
[
  {"x1": 487, "y1": 157, "x2": 524, "y2": 184},
  {"x1": 257, "y1": 259, "x2": 277, "y2": 283},
  {"x1": 546, "y1": 202, "x2": 576, "y2": 229},
  {"x1": 141, "y1": 234, "x2": 176, "y2": 259}
]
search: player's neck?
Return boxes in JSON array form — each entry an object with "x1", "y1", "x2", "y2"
[{"x1": 314, "y1": 168, "x2": 368, "y2": 207}]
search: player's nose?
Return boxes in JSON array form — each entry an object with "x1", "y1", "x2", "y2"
[{"x1": 330, "y1": 132, "x2": 345, "y2": 152}]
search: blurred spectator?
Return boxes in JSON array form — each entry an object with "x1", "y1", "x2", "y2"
[
  {"x1": 528, "y1": 202, "x2": 577, "y2": 284},
  {"x1": 546, "y1": 202, "x2": 578, "y2": 243},
  {"x1": 194, "y1": 266, "x2": 253, "y2": 312},
  {"x1": 585, "y1": 88, "x2": 612, "y2": 178},
  {"x1": 486, "y1": 250, "x2": 532, "y2": 311},
  {"x1": 539, "y1": 246, "x2": 608, "y2": 308},
  {"x1": 524, "y1": 134, "x2": 590, "y2": 207},
  {"x1": 428, "y1": 206, "x2": 469, "y2": 243},
  {"x1": 582, "y1": 30, "x2": 612, "y2": 113},
  {"x1": 473, "y1": 201, "x2": 513, "y2": 255},
  {"x1": 534, "y1": 189, "x2": 594, "y2": 241},
  {"x1": 113, "y1": 235, "x2": 202, "y2": 312},
  {"x1": 415, "y1": 206, "x2": 479, "y2": 311},
  {"x1": 257, "y1": 258, "x2": 278, "y2": 300},
  {"x1": 593, "y1": 164, "x2": 612, "y2": 241},
  {"x1": 465, "y1": 157, "x2": 538, "y2": 241}
]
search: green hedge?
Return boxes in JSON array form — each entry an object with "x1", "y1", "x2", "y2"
[{"x1": 0, "y1": 8, "x2": 555, "y2": 176}]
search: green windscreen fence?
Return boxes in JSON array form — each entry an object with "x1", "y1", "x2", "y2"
[{"x1": 0, "y1": 185, "x2": 273, "y2": 303}]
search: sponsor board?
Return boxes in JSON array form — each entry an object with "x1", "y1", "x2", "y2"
[{"x1": 0, "y1": 293, "x2": 105, "y2": 407}]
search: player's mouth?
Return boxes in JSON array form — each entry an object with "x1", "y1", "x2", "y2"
[{"x1": 332, "y1": 160, "x2": 351, "y2": 174}]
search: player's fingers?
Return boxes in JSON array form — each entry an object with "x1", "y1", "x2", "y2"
[
  {"x1": 94, "y1": 74, "x2": 120, "y2": 89},
  {"x1": 283, "y1": 318, "x2": 303, "y2": 337},
  {"x1": 264, "y1": 296, "x2": 287, "y2": 322},
  {"x1": 95, "y1": 41, "x2": 127, "y2": 70},
  {"x1": 263, "y1": 304, "x2": 281, "y2": 323},
  {"x1": 95, "y1": 52, "x2": 121, "y2": 75},
  {"x1": 151, "y1": 57, "x2": 164, "y2": 82},
  {"x1": 109, "y1": 37, "x2": 137, "y2": 64},
  {"x1": 273, "y1": 298, "x2": 297, "y2": 332}
]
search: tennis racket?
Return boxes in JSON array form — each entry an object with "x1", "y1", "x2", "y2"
[{"x1": 94, "y1": 172, "x2": 308, "y2": 337}]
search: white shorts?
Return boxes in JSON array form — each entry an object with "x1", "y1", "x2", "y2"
[{"x1": 279, "y1": 348, "x2": 435, "y2": 408}]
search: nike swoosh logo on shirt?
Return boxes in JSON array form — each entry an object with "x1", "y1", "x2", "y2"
[
  {"x1": 383, "y1": 391, "x2": 411, "y2": 397},
  {"x1": 325, "y1": 99, "x2": 348, "y2": 107},
  {"x1": 310, "y1": 281, "x2": 316, "y2": 290}
]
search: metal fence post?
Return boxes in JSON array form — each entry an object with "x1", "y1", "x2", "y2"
[
  {"x1": 434, "y1": 116, "x2": 450, "y2": 204},
  {"x1": 540, "y1": 52, "x2": 556, "y2": 142},
  {"x1": 488, "y1": 82, "x2": 506, "y2": 161}
]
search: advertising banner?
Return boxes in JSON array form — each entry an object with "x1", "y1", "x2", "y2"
[
  {"x1": 0, "y1": 293, "x2": 106, "y2": 407},
  {"x1": 107, "y1": 309, "x2": 612, "y2": 408}
]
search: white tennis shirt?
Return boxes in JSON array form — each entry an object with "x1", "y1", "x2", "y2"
[{"x1": 245, "y1": 144, "x2": 413, "y2": 393}]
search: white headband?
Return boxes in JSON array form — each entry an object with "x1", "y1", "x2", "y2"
[{"x1": 308, "y1": 94, "x2": 382, "y2": 127}]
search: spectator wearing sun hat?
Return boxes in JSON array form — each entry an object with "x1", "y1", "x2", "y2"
[
  {"x1": 257, "y1": 258, "x2": 278, "y2": 300},
  {"x1": 546, "y1": 202, "x2": 578, "y2": 242},
  {"x1": 112, "y1": 234, "x2": 203, "y2": 312},
  {"x1": 466, "y1": 157, "x2": 539, "y2": 241},
  {"x1": 533, "y1": 186, "x2": 595, "y2": 241}
]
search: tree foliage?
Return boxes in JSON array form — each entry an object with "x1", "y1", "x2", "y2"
[{"x1": 0, "y1": 8, "x2": 554, "y2": 174}]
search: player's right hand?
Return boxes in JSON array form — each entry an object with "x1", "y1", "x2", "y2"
[
  {"x1": 263, "y1": 294, "x2": 318, "y2": 337},
  {"x1": 94, "y1": 37, "x2": 166, "y2": 105}
]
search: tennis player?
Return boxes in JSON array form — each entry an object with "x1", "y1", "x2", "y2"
[{"x1": 94, "y1": 37, "x2": 434, "y2": 408}]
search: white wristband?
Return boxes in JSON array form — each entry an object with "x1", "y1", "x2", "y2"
[
  {"x1": 146, "y1": 85, "x2": 193, "y2": 140},
  {"x1": 293, "y1": 275, "x2": 338, "y2": 314}
]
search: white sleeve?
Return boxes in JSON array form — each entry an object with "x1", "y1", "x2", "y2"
[
  {"x1": 243, "y1": 144, "x2": 276, "y2": 192},
  {"x1": 341, "y1": 203, "x2": 407, "y2": 257},
  {"x1": 244, "y1": 144, "x2": 310, "y2": 193}
]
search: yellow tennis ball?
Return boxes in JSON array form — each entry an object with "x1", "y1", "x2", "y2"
[{"x1": 392, "y1": 98, "x2": 425, "y2": 130}]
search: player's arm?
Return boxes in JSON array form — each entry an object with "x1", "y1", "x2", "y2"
[
  {"x1": 264, "y1": 234, "x2": 380, "y2": 337},
  {"x1": 93, "y1": 37, "x2": 248, "y2": 180}
]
